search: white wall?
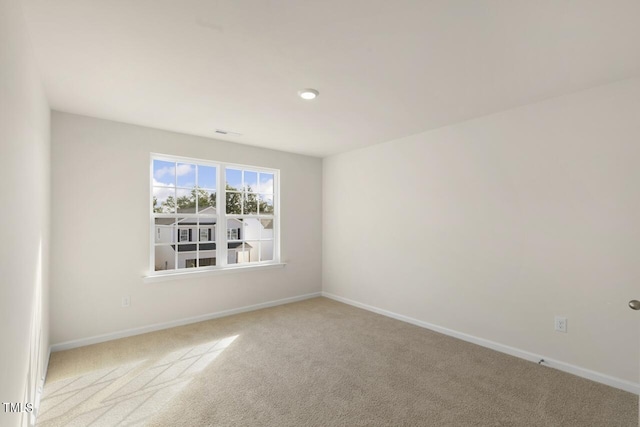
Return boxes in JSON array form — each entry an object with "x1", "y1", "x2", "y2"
[
  {"x1": 50, "y1": 112, "x2": 322, "y2": 344},
  {"x1": 323, "y1": 77, "x2": 640, "y2": 384},
  {"x1": 0, "y1": 0, "x2": 51, "y2": 425}
]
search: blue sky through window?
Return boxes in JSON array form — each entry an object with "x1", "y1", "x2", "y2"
[
  {"x1": 154, "y1": 161, "x2": 272, "y2": 195},
  {"x1": 259, "y1": 173, "x2": 274, "y2": 193},
  {"x1": 153, "y1": 160, "x2": 175, "y2": 186},
  {"x1": 198, "y1": 166, "x2": 216, "y2": 189},
  {"x1": 226, "y1": 168, "x2": 242, "y2": 190},
  {"x1": 176, "y1": 163, "x2": 195, "y2": 188},
  {"x1": 244, "y1": 171, "x2": 257, "y2": 191},
  {"x1": 154, "y1": 160, "x2": 218, "y2": 190}
]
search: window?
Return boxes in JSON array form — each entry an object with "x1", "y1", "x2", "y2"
[
  {"x1": 151, "y1": 154, "x2": 278, "y2": 274},
  {"x1": 185, "y1": 258, "x2": 215, "y2": 268},
  {"x1": 224, "y1": 167, "x2": 276, "y2": 265}
]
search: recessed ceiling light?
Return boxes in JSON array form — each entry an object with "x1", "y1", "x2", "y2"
[{"x1": 298, "y1": 88, "x2": 319, "y2": 100}]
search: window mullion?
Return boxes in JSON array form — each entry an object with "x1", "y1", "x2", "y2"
[
  {"x1": 196, "y1": 218, "x2": 199, "y2": 268},
  {"x1": 219, "y1": 164, "x2": 228, "y2": 267},
  {"x1": 274, "y1": 172, "x2": 280, "y2": 263},
  {"x1": 174, "y1": 217, "x2": 179, "y2": 270},
  {"x1": 149, "y1": 156, "x2": 155, "y2": 272},
  {"x1": 195, "y1": 166, "x2": 199, "y2": 267}
]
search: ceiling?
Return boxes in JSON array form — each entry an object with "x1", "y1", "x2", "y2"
[{"x1": 22, "y1": 0, "x2": 640, "y2": 157}]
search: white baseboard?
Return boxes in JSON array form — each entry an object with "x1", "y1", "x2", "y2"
[
  {"x1": 51, "y1": 292, "x2": 322, "y2": 352},
  {"x1": 322, "y1": 291, "x2": 640, "y2": 395}
]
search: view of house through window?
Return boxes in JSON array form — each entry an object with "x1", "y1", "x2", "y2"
[{"x1": 151, "y1": 155, "x2": 278, "y2": 273}]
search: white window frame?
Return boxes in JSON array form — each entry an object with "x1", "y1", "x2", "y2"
[{"x1": 148, "y1": 153, "x2": 280, "y2": 279}]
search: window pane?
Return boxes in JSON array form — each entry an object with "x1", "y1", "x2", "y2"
[
  {"x1": 177, "y1": 229, "x2": 191, "y2": 243},
  {"x1": 236, "y1": 242, "x2": 250, "y2": 263},
  {"x1": 226, "y1": 191, "x2": 243, "y2": 214},
  {"x1": 177, "y1": 243, "x2": 197, "y2": 269},
  {"x1": 259, "y1": 218, "x2": 274, "y2": 240},
  {"x1": 153, "y1": 160, "x2": 175, "y2": 187},
  {"x1": 198, "y1": 257, "x2": 216, "y2": 267},
  {"x1": 244, "y1": 170, "x2": 258, "y2": 192},
  {"x1": 242, "y1": 218, "x2": 260, "y2": 240},
  {"x1": 153, "y1": 187, "x2": 176, "y2": 213},
  {"x1": 198, "y1": 244, "x2": 216, "y2": 266},
  {"x1": 197, "y1": 189, "x2": 216, "y2": 213},
  {"x1": 245, "y1": 241, "x2": 259, "y2": 263},
  {"x1": 259, "y1": 194, "x2": 274, "y2": 214},
  {"x1": 173, "y1": 218, "x2": 195, "y2": 244},
  {"x1": 226, "y1": 168, "x2": 242, "y2": 191},
  {"x1": 176, "y1": 163, "x2": 196, "y2": 188},
  {"x1": 198, "y1": 222, "x2": 215, "y2": 242},
  {"x1": 259, "y1": 173, "x2": 274, "y2": 193},
  {"x1": 155, "y1": 246, "x2": 175, "y2": 271},
  {"x1": 176, "y1": 188, "x2": 196, "y2": 213},
  {"x1": 155, "y1": 218, "x2": 177, "y2": 244},
  {"x1": 227, "y1": 242, "x2": 241, "y2": 264},
  {"x1": 227, "y1": 219, "x2": 242, "y2": 241},
  {"x1": 198, "y1": 165, "x2": 216, "y2": 190},
  {"x1": 260, "y1": 241, "x2": 274, "y2": 261},
  {"x1": 244, "y1": 193, "x2": 258, "y2": 215}
]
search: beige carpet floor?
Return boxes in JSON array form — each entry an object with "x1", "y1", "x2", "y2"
[{"x1": 38, "y1": 297, "x2": 637, "y2": 426}]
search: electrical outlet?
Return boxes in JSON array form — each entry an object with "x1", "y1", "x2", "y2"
[
  {"x1": 554, "y1": 316, "x2": 567, "y2": 333},
  {"x1": 122, "y1": 296, "x2": 131, "y2": 308}
]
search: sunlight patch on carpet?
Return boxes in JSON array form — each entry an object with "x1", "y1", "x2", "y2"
[{"x1": 37, "y1": 335, "x2": 238, "y2": 426}]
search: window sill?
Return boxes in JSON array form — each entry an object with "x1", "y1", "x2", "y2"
[{"x1": 143, "y1": 262, "x2": 286, "y2": 284}]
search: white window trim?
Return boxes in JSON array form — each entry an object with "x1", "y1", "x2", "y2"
[
  {"x1": 146, "y1": 153, "x2": 281, "y2": 280},
  {"x1": 143, "y1": 262, "x2": 287, "y2": 284}
]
